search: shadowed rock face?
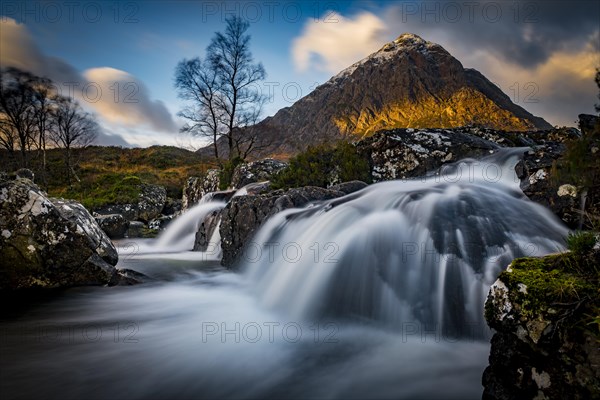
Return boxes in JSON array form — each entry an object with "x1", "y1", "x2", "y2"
[
  {"x1": 199, "y1": 33, "x2": 552, "y2": 159},
  {"x1": 219, "y1": 186, "x2": 345, "y2": 267},
  {"x1": 0, "y1": 179, "x2": 119, "y2": 289}
]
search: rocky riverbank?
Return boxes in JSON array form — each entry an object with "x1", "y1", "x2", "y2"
[
  {"x1": 0, "y1": 177, "x2": 141, "y2": 289},
  {"x1": 483, "y1": 234, "x2": 600, "y2": 399}
]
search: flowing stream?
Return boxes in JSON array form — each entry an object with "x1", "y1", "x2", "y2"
[{"x1": 0, "y1": 149, "x2": 568, "y2": 399}]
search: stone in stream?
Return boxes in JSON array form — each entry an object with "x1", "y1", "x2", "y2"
[
  {"x1": 0, "y1": 178, "x2": 122, "y2": 289},
  {"x1": 483, "y1": 245, "x2": 600, "y2": 400},
  {"x1": 219, "y1": 186, "x2": 345, "y2": 267},
  {"x1": 182, "y1": 169, "x2": 220, "y2": 210},
  {"x1": 230, "y1": 159, "x2": 288, "y2": 189},
  {"x1": 95, "y1": 214, "x2": 129, "y2": 239}
]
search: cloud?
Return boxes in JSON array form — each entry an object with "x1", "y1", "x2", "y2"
[
  {"x1": 292, "y1": 11, "x2": 388, "y2": 73},
  {"x1": 0, "y1": 18, "x2": 177, "y2": 135},
  {"x1": 383, "y1": 0, "x2": 600, "y2": 69},
  {"x1": 83, "y1": 67, "x2": 177, "y2": 133},
  {"x1": 464, "y1": 34, "x2": 599, "y2": 127}
]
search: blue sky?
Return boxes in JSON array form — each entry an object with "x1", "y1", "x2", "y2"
[{"x1": 1, "y1": 0, "x2": 598, "y2": 147}]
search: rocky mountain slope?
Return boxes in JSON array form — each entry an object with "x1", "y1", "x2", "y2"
[{"x1": 201, "y1": 33, "x2": 552, "y2": 158}]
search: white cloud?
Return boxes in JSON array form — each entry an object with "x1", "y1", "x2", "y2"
[
  {"x1": 423, "y1": 30, "x2": 600, "y2": 127},
  {"x1": 292, "y1": 11, "x2": 389, "y2": 74},
  {"x1": 0, "y1": 18, "x2": 178, "y2": 143},
  {"x1": 83, "y1": 67, "x2": 177, "y2": 133}
]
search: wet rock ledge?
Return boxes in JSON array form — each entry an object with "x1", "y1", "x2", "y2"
[{"x1": 483, "y1": 236, "x2": 600, "y2": 399}]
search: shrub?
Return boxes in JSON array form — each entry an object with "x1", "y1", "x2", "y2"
[
  {"x1": 567, "y1": 231, "x2": 598, "y2": 255},
  {"x1": 272, "y1": 141, "x2": 371, "y2": 189},
  {"x1": 219, "y1": 157, "x2": 243, "y2": 190}
]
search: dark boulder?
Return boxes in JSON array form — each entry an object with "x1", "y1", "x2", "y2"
[
  {"x1": 219, "y1": 186, "x2": 345, "y2": 267},
  {"x1": 94, "y1": 184, "x2": 167, "y2": 223},
  {"x1": 127, "y1": 221, "x2": 145, "y2": 238},
  {"x1": 515, "y1": 144, "x2": 580, "y2": 228},
  {"x1": 162, "y1": 198, "x2": 182, "y2": 216},
  {"x1": 0, "y1": 179, "x2": 119, "y2": 289},
  {"x1": 231, "y1": 159, "x2": 288, "y2": 189},
  {"x1": 182, "y1": 169, "x2": 220, "y2": 210},
  {"x1": 193, "y1": 209, "x2": 222, "y2": 252},
  {"x1": 148, "y1": 215, "x2": 173, "y2": 231},
  {"x1": 137, "y1": 184, "x2": 167, "y2": 222},
  {"x1": 95, "y1": 214, "x2": 129, "y2": 239}
]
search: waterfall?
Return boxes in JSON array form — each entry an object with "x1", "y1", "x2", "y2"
[
  {"x1": 242, "y1": 149, "x2": 568, "y2": 336},
  {"x1": 151, "y1": 185, "x2": 251, "y2": 254},
  {"x1": 153, "y1": 201, "x2": 225, "y2": 253}
]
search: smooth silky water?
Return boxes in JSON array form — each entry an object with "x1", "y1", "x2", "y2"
[{"x1": 0, "y1": 149, "x2": 568, "y2": 399}]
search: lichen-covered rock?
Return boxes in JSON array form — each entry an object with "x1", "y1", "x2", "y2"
[
  {"x1": 0, "y1": 179, "x2": 120, "y2": 289},
  {"x1": 94, "y1": 214, "x2": 129, "y2": 239},
  {"x1": 220, "y1": 186, "x2": 345, "y2": 267},
  {"x1": 95, "y1": 203, "x2": 138, "y2": 221},
  {"x1": 515, "y1": 144, "x2": 580, "y2": 229},
  {"x1": 137, "y1": 184, "x2": 167, "y2": 222},
  {"x1": 230, "y1": 159, "x2": 288, "y2": 189},
  {"x1": 483, "y1": 250, "x2": 600, "y2": 399},
  {"x1": 182, "y1": 169, "x2": 220, "y2": 210},
  {"x1": 356, "y1": 128, "x2": 498, "y2": 181},
  {"x1": 148, "y1": 215, "x2": 173, "y2": 231}
]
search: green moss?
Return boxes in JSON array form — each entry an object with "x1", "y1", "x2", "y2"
[{"x1": 500, "y1": 251, "x2": 599, "y2": 336}]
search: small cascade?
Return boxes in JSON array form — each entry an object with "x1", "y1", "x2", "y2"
[
  {"x1": 151, "y1": 184, "x2": 260, "y2": 254},
  {"x1": 242, "y1": 149, "x2": 568, "y2": 336},
  {"x1": 153, "y1": 201, "x2": 225, "y2": 253}
]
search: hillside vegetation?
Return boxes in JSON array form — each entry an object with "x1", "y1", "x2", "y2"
[{"x1": 0, "y1": 146, "x2": 213, "y2": 210}]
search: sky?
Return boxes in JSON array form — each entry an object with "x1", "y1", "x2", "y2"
[{"x1": 1, "y1": 0, "x2": 598, "y2": 148}]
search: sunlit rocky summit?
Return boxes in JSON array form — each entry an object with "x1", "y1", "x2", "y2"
[{"x1": 211, "y1": 33, "x2": 553, "y2": 158}]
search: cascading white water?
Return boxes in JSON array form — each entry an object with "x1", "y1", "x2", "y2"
[
  {"x1": 2, "y1": 150, "x2": 569, "y2": 399},
  {"x1": 242, "y1": 149, "x2": 569, "y2": 336},
  {"x1": 153, "y1": 200, "x2": 225, "y2": 253},
  {"x1": 150, "y1": 184, "x2": 255, "y2": 255}
]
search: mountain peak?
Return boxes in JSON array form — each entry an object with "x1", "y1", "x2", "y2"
[
  {"x1": 201, "y1": 33, "x2": 553, "y2": 158},
  {"x1": 393, "y1": 33, "x2": 428, "y2": 46},
  {"x1": 328, "y1": 33, "x2": 445, "y2": 85}
]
